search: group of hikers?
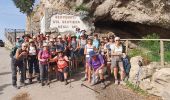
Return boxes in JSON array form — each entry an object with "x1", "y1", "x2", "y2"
[{"x1": 10, "y1": 28, "x2": 131, "y2": 89}]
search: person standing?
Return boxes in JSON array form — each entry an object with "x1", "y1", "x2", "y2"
[
  {"x1": 12, "y1": 43, "x2": 28, "y2": 88},
  {"x1": 38, "y1": 43, "x2": 51, "y2": 86},
  {"x1": 83, "y1": 38, "x2": 95, "y2": 82},
  {"x1": 111, "y1": 37, "x2": 125, "y2": 85},
  {"x1": 28, "y1": 39, "x2": 39, "y2": 84}
]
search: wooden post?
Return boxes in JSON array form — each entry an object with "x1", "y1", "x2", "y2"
[
  {"x1": 160, "y1": 40, "x2": 164, "y2": 67},
  {"x1": 126, "y1": 40, "x2": 129, "y2": 55}
]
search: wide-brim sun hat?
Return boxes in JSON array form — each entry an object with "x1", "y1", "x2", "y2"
[
  {"x1": 29, "y1": 39, "x2": 34, "y2": 43},
  {"x1": 89, "y1": 51, "x2": 97, "y2": 57},
  {"x1": 58, "y1": 35, "x2": 62, "y2": 39},
  {"x1": 22, "y1": 34, "x2": 31, "y2": 39},
  {"x1": 43, "y1": 42, "x2": 49, "y2": 47},
  {"x1": 50, "y1": 38, "x2": 54, "y2": 42},
  {"x1": 56, "y1": 49, "x2": 63, "y2": 53},
  {"x1": 71, "y1": 35, "x2": 76, "y2": 38}
]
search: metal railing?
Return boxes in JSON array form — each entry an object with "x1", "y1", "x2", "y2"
[{"x1": 121, "y1": 39, "x2": 170, "y2": 67}]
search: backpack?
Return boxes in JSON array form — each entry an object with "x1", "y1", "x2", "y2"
[
  {"x1": 122, "y1": 56, "x2": 131, "y2": 74},
  {"x1": 10, "y1": 46, "x2": 18, "y2": 58}
]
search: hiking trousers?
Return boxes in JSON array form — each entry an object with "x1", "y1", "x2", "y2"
[
  {"x1": 11, "y1": 58, "x2": 25, "y2": 85},
  {"x1": 28, "y1": 55, "x2": 39, "y2": 74},
  {"x1": 39, "y1": 63, "x2": 48, "y2": 82}
]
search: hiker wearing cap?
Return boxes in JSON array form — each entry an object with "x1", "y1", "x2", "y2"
[
  {"x1": 38, "y1": 42, "x2": 51, "y2": 86},
  {"x1": 92, "y1": 33, "x2": 100, "y2": 50},
  {"x1": 28, "y1": 39, "x2": 40, "y2": 84},
  {"x1": 78, "y1": 33, "x2": 87, "y2": 65},
  {"x1": 83, "y1": 38, "x2": 95, "y2": 82},
  {"x1": 111, "y1": 37, "x2": 125, "y2": 85},
  {"x1": 75, "y1": 28, "x2": 81, "y2": 39},
  {"x1": 12, "y1": 43, "x2": 28, "y2": 88},
  {"x1": 69, "y1": 35, "x2": 79, "y2": 71},
  {"x1": 88, "y1": 51, "x2": 106, "y2": 89},
  {"x1": 50, "y1": 49, "x2": 69, "y2": 85}
]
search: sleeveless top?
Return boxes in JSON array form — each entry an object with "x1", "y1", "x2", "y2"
[
  {"x1": 71, "y1": 40, "x2": 77, "y2": 51},
  {"x1": 80, "y1": 39, "x2": 86, "y2": 48},
  {"x1": 85, "y1": 44, "x2": 94, "y2": 57},
  {"x1": 57, "y1": 56, "x2": 68, "y2": 69},
  {"x1": 15, "y1": 48, "x2": 27, "y2": 61}
]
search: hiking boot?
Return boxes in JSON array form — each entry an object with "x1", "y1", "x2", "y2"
[
  {"x1": 13, "y1": 85, "x2": 20, "y2": 89},
  {"x1": 120, "y1": 81, "x2": 126, "y2": 85},
  {"x1": 20, "y1": 82, "x2": 26, "y2": 87},
  {"x1": 41, "y1": 81, "x2": 45, "y2": 86},
  {"x1": 28, "y1": 79, "x2": 32, "y2": 84},
  {"x1": 65, "y1": 81, "x2": 68, "y2": 85},
  {"x1": 115, "y1": 80, "x2": 118, "y2": 85},
  {"x1": 37, "y1": 77, "x2": 41, "y2": 83},
  {"x1": 101, "y1": 82, "x2": 106, "y2": 89}
]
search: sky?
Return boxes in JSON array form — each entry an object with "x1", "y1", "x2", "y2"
[{"x1": 0, "y1": 0, "x2": 39, "y2": 40}]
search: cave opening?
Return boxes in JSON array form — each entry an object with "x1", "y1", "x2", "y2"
[{"x1": 94, "y1": 20, "x2": 170, "y2": 39}]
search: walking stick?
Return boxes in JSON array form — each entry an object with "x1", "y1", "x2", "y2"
[
  {"x1": 69, "y1": 58, "x2": 73, "y2": 88},
  {"x1": 47, "y1": 60, "x2": 51, "y2": 88}
]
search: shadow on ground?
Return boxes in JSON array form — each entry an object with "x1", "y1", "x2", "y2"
[
  {"x1": 0, "y1": 84, "x2": 11, "y2": 95},
  {"x1": 0, "y1": 72, "x2": 11, "y2": 76}
]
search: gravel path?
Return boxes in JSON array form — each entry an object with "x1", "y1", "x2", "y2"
[{"x1": 0, "y1": 47, "x2": 162, "y2": 100}]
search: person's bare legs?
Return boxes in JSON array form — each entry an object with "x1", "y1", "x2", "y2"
[{"x1": 114, "y1": 67, "x2": 118, "y2": 84}]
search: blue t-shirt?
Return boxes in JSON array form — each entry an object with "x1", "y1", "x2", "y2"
[{"x1": 93, "y1": 39, "x2": 99, "y2": 49}]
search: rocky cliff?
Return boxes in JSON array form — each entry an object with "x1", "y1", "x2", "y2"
[{"x1": 27, "y1": 0, "x2": 170, "y2": 37}]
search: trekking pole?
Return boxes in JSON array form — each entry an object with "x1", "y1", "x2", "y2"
[
  {"x1": 69, "y1": 58, "x2": 73, "y2": 88},
  {"x1": 81, "y1": 83, "x2": 107, "y2": 98},
  {"x1": 47, "y1": 60, "x2": 51, "y2": 88}
]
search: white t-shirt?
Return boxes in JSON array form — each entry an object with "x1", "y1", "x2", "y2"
[
  {"x1": 111, "y1": 43, "x2": 123, "y2": 53},
  {"x1": 29, "y1": 46, "x2": 36, "y2": 55}
]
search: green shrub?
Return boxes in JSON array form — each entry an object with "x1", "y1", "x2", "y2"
[
  {"x1": 75, "y1": 4, "x2": 89, "y2": 12},
  {"x1": 125, "y1": 81, "x2": 147, "y2": 95}
]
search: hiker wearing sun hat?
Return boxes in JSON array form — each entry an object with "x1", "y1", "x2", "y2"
[
  {"x1": 28, "y1": 39, "x2": 39, "y2": 84},
  {"x1": 70, "y1": 35, "x2": 79, "y2": 71},
  {"x1": 38, "y1": 42, "x2": 51, "y2": 86},
  {"x1": 51, "y1": 49, "x2": 69, "y2": 85},
  {"x1": 88, "y1": 51, "x2": 106, "y2": 89}
]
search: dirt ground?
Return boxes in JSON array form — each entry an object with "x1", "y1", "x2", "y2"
[{"x1": 0, "y1": 47, "x2": 162, "y2": 100}]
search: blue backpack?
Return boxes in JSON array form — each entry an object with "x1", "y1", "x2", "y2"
[{"x1": 122, "y1": 56, "x2": 131, "y2": 74}]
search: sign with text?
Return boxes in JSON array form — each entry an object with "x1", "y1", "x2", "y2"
[{"x1": 50, "y1": 14, "x2": 88, "y2": 32}]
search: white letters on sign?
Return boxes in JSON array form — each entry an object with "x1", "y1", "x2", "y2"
[{"x1": 50, "y1": 14, "x2": 88, "y2": 32}]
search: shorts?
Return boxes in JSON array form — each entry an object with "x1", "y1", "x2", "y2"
[
  {"x1": 94, "y1": 67, "x2": 107, "y2": 75},
  {"x1": 58, "y1": 67, "x2": 69, "y2": 73},
  {"x1": 111, "y1": 56, "x2": 124, "y2": 71},
  {"x1": 85, "y1": 57, "x2": 90, "y2": 63},
  {"x1": 78, "y1": 48, "x2": 84, "y2": 56},
  {"x1": 70, "y1": 50, "x2": 78, "y2": 59}
]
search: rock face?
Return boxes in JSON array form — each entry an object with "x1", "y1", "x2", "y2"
[
  {"x1": 94, "y1": 0, "x2": 170, "y2": 29},
  {"x1": 130, "y1": 56, "x2": 170, "y2": 100}
]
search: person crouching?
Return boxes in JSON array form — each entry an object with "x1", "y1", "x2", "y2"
[
  {"x1": 88, "y1": 51, "x2": 106, "y2": 89},
  {"x1": 51, "y1": 49, "x2": 69, "y2": 85}
]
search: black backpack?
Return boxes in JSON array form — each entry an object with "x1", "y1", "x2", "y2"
[{"x1": 10, "y1": 46, "x2": 18, "y2": 58}]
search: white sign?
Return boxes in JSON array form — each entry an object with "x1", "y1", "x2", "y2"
[{"x1": 50, "y1": 14, "x2": 88, "y2": 32}]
